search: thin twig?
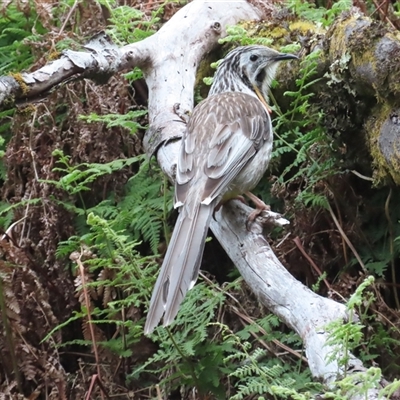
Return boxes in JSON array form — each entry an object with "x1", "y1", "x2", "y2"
[
  {"x1": 369, "y1": 0, "x2": 397, "y2": 29},
  {"x1": 292, "y1": 236, "x2": 331, "y2": 291},
  {"x1": 331, "y1": 190, "x2": 349, "y2": 266},
  {"x1": 78, "y1": 252, "x2": 108, "y2": 400},
  {"x1": 199, "y1": 272, "x2": 307, "y2": 362},
  {"x1": 350, "y1": 170, "x2": 374, "y2": 181},
  {"x1": 384, "y1": 188, "x2": 399, "y2": 309},
  {"x1": 59, "y1": 0, "x2": 80, "y2": 36},
  {"x1": 29, "y1": 108, "x2": 40, "y2": 182},
  {"x1": 1, "y1": 216, "x2": 27, "y2": 242},
  {"x1": 156, "y1": 384, "x2": 163, "y2": 400},
  {"x1": 327, "y1": 202, "x2": 367, "y2": 274},
  {"x1": 232, "y1": 306, "x2": 308, "y2": 363}
]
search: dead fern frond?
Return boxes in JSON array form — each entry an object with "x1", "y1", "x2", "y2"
[{"x1": 97, "y1": 267, "x2": 117, "y2": 307}]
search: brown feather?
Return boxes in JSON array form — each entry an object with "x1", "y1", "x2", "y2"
[{"x1": 145, "y1": 45, "x2": 297, "y2": 333}]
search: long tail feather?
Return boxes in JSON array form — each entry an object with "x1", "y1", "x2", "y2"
[{"x1": 144, "y1": 203, "x2": 214, "y2": 334}]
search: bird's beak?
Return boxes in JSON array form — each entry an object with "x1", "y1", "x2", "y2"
[{"x1": 273, "y1": 53, "x2": 299, "y2": 61}]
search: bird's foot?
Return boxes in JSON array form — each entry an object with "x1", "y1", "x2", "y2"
[
  {"x1": 245, "y1": 191, "x2": 271, "y2": 230},
  {"x1": 212, "y1": 200, "x2": 224, "y2": 219},
  {"x1": 235, "y1": 195, "x2": 248, "y2": 205},
  {"x1": 213, "y1": 196, "x2": 246, "y2": 219}
]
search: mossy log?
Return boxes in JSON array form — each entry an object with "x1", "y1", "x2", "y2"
[
  {"x1": 325, "y1": 12, "x2": 400, "y2": 184},
  {"x1": 283, "y1": 12, "x2": 400, "y2": 185}
]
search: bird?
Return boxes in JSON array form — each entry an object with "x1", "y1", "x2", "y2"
[{"x1": 144, "y1": 45, "x2": 297, "y2": 334}]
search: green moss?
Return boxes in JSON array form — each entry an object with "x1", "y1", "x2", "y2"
[
  {"x1": 269, "y1": 26, "x2": 288, "y2": 39},
  {"x1": 327, "y1": 14, "x2": 400, "y2": 99},
  {"x1": 288, "y1": 20, "x2": 320, "y2": 34},
  {"x1": 327, "y1": 16, "x2": 351, "y2": 60},
  {"x1": 9, "y1": 72, "x2": 29, "y2": 96},
  {"x1": 238, "y1": 18, "x2": 323, "y2": 48},
  {"x1": 47, "y1": 51, "x2": 61, "y2": 61},
  {"x1": 19, "y1": 104, "x2": 37, "y2": 114}
]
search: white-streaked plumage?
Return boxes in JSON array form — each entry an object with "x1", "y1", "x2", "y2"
[{"x1": 144, "y1": 45, "x2": 297, "y2": 334}]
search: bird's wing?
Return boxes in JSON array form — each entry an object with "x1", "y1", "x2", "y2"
[
  {"x1": 176, "y1": 92, "x2": 271, "y2": 205},
  {"x1": 145, "y1": 93, "x2": 272, "y2": 334}
]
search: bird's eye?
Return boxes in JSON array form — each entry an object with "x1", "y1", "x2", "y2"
[{"x1": 250, "y1": 54, "x2": 258, "y2": 62}]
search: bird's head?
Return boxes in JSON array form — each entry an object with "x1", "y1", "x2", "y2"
[{"x1": 209, "y1": 45, "x2": 298, "y2": 110}]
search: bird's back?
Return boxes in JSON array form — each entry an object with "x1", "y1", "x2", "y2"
[{"x1": 176, "y1": 91, "x2": 272, "y2": 209}]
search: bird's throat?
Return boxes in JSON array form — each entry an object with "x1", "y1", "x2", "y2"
[{"x1": 254, "y1": 86, "x2": 271, "y2": 114}]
